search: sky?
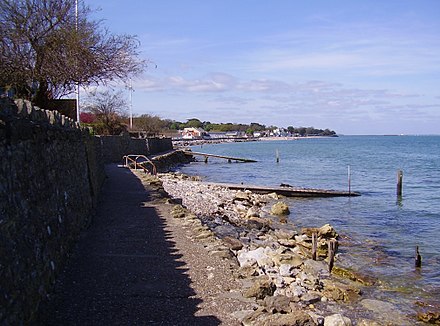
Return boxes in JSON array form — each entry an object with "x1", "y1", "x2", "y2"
[{"x1": 85, "y1": 0, "x2": 440, "y2": 135}]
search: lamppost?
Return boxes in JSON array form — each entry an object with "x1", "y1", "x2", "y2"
[
  {"x1": 128, "y1": 78, "x2": 133, "y2": 129},
  {"x1": 75, "y1": 0, "x2": 80, "y2": 123}
]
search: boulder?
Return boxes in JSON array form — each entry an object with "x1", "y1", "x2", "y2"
[
  {"x1": 279, "y1": 264, "x2": 294, "y2": 277},
  {"x1": 246, "y1": 206, "x2": 261, "y2": 218},
  {"x1": 277, "y1": 239, "x2": 296, "y2": 247},
  {"x1": 243, "y1": 275, "x2": 276, "y2": 299},
  {"x1": 272, "y1": 252, "x2": 303, "y2": 268},
  {"x1": 302, "y1": 259, "x2": 329, "y2": 278},
  {"x1": 222, "y1": 236, "x2": 243, "y2": 251},
  {"x1": 237, "y1": 247, "x2": 274, "y2": 267},
  {"x1": 271, "y1": 202, "x2": 290, "y2": 216},
  {"x1": 318, "y1": 223, "x2": 338, "y2": 239},
  {"x1": 246, "y1": 216, "x2": 268, "y2": 230},
  {"x1": 263, "y1": 295, "x2": 292, "y2": 313},
  {"x1": 209, "y1": 249, "x2": 234, "y2": 260},
  {"x1": 274, "y1": 229, "x2": 297, "y2": 240},
  {"x1": 321, "y1": 279, "x2": 362, "y2": 303},
  {"x1": 259, "y1": 311, "x2": 315, "y2": 326},
  {"x1": 267, "y1": 192, "x2": 279, "y2": 200},
  {"x1": 213, "y1": 224, "x2": 239, "y2": 239},
  {"x1": 238, "y1": 265, "x2": 260, "y2": 278},
  {"x1": 324, "y1": 314, "x2": 352, "y2": 326},
  {"x1": 235, "y1": 190, "x2": 251, "y2": 201},
  {"x1": 296, "y1": 271, "x2": 321, "y2": 291},
  {"x1": 300, "y1": 292, "x2": 321, "y2": 305},
  {"x1": 234, "y1": 203, "x2": 249, "y2": 215}
]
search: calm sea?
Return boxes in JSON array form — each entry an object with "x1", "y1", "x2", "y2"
[{"x1": 178, "y1": 135, "x2": 440, "y2": 310}]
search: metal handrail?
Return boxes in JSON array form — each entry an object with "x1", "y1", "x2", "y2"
[{"x1": 123, "y1": 154, "x2": 157, "y2": 175}]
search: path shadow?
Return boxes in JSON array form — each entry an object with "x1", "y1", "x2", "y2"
[{"x1": 35, "y1": 164, "x2": 220, "y2": 325}]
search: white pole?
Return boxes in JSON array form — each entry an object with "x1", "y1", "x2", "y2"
[
  {"x1": 129, "y1": 78, "x2": 133, "y2": 129},
  {"x1": 75, "y1": 0, "x2": 80, "y2": 123}
]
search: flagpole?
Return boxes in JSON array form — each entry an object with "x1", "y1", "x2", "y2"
[
  {"x1": 129, "y1": 78, "x2": 133, "y2": 129},
  {"x1": 75, "y1": 0, "x2": 80, "y2": 123}
]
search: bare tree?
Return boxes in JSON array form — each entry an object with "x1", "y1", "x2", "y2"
[
  {"x1": 134, "y1": 114, "x2": 167, "y2": 137},
  {"x1": 84, "y1": 90, "x2": 128, "y2": 135},
  {"x1": 0, "y1": 0, "x2": 145, "y2": 108}
]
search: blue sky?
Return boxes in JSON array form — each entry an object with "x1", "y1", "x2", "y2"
[{"x1": 86, "y1": 0, "x2": 440, "y2": 135}]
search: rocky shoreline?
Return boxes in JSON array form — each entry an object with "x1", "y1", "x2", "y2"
[
  {"x1": 144, "y1": 150, "x2": 440, "y2": 325},
  {"x1": 155, "y1": 172, "x2": 426, "y2": 326}
]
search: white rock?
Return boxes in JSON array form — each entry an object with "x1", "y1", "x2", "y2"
[
  {"x1": 289, "y1": 284, "x2": 306, "y2": 297},
  {"x1": 237, "y1": 247, "x2": 274, "y2": 267},
  {"x1": 324, "y1": 314, "x2": 352, "y2": 326},
  {"x1": 279, "y1": 264, "x2": 293, "y2": 277}
]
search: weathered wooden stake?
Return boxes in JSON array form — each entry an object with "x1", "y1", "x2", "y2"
[
  {"x1": 415, "y1": 246, "x2": 422, "y2": 268},
  {"x1": 276, "y1": 149, "x2": 280, "y2": 163},
  {"x1": 312, "y1": 233, "x2": 317, "y2": 260},
  {"x1": 328, "y1": 239, "x2": 337, "y2": 273},
  {"x1": 397, "y1": 170, "x2": 403, "y2": 196},
  {"x1": 348, "y1": 165, "x2": 351, "y2": 195}
]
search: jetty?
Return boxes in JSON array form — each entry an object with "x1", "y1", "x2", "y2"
[
  {"x1": 184, "y1": 151, "x2": 257, "y2": 163},
  {"x1": 204, "y1": 182, "x2": 360, "y2": 197}
]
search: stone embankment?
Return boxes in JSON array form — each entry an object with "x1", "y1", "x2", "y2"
[
  {"x1": 158, "y1": 172, "x2": 417, "y2": 326},
  {"x1": 150, "y1": 150, "x2": 194, "y2": 173},
  {"x1": 0, "y1": 98, "x2": 105, "y2": 324}
]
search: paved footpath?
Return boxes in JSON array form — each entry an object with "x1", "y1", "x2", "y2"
[{"x1": 35, "y1": 164, "x2": 221, "y2": 326}]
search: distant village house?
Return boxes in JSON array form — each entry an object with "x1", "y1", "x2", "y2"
[{"x1": 181, "y1": 127, "x2": 210, "y2": 140}]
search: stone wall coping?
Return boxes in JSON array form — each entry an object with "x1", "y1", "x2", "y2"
[{"x1": 0, "y1": 98, "x2": 81, "y2": 130}]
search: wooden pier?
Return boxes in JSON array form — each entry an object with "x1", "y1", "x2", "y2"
[
  {"x1": 183, "y1": 151, "x2": 257, "y2": 163},
  {"x1": 204, "y1": 182, "x2": 360, "y2": 197}
]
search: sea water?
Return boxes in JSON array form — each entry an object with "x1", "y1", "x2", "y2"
[{"x1": 178, "y1": 135, "x2": 440, "y2": 310}]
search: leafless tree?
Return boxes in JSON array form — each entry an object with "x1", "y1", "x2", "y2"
[
  {"x1": 134, "y1": 114, "x2": 167, "y2": 137},
  {"x1": 84, "y1": 90, "x2": 128, "y2": 135},
  {"x1": 0, "y1": 0, "x2": 145, "y2": 108}
]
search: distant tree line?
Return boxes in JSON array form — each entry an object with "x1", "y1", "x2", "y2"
[
  {"x1": 80, "y1": 108, "x2": 336, "y2": 137},
  {"x1": 286, "y1": 126, "x2": 337, "y2": 137},
  {"x1": 133, "y1": 117, "x2": 336, "y2": 137},
  {"x1": 165, "y1": 118, "x2": 336, "y2": 136}
]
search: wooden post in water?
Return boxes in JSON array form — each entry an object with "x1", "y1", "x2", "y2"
[
  {"x1": 204, "y1": 156, "x2": 208, "y2": 164},
  {"x1": 415, "y1": 246, "x2": 422, "y2": 268},
  {"x1": 328, "y1": 239, "x2": 337, "y2": 273},
  {"x1": 276, "y1": 149, "x2": 280, "y2": 163},
  {"x1": 397, "y1": 170, "x2": 403, "y2": 196},
  {"x1": 312, "y1": 233, "x2": 317, "y2": 260},
  {"x1": 348, "y1": 165, "x2": 351, "y2": 195}
]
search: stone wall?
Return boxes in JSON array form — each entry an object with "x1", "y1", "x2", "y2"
[
  {"x1": 147, "y1": 137, "x2": 173, "y2": 155},
  {"x1": 0, "y1": 98, "x2": 105, "y2": 324},
  {"x1": 99, "y1": 135, "x2": 173, "y2": 163}
]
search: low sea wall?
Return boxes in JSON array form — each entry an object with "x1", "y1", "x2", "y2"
[
  {"x1": 0, "y1": 99, "x2": 105, "y2": 324},
  {"x1": 151, "y1": 150, "x2": 194, "y2": 173}
]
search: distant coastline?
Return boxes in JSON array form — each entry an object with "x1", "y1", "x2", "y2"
[{"x1": 173, "y1": 135, "x2": 337, "y2": 147}]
